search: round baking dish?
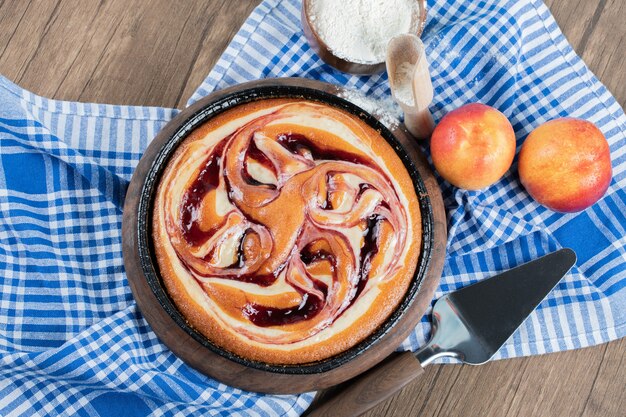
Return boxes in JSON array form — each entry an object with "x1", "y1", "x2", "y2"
[{"x1": 122, "y1": 78, "x2": 446, "y2": 394}]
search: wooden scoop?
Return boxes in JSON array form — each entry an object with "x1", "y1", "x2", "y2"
[{"x1": 386, "y1": 34, "x2": 435, "y2": 139}]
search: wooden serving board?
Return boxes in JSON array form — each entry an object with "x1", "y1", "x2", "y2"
[{"x1": 122, "y1": 78, "x2": 447, "y2": 394}]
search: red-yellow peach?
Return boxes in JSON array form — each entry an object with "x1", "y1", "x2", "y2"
[
  {"x1": 519, "y1": 118, "x2": 612, "y2": 213},
  {"x1": 430, "y1": 103, "x2": 516, "y2": 190}
]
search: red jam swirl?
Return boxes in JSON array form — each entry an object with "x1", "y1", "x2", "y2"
[{"x1": 162, "y1": 103, "x2": 408, "y2": 338}]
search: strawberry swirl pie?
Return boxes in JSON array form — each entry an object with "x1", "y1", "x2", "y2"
[{"x1": 152, "y1": 98, "x2": 422, "y2": 364}]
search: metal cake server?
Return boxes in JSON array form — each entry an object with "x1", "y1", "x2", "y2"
[{"x1": 306, "y1": 248, "x2": 577, "y2": 417}]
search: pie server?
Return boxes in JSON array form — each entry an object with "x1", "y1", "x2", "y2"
[{"x1": 306, "y1": 248, "x2": 577, "y2": 417}]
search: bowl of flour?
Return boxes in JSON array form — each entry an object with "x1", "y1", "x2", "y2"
[{"x1": 302, "y1": 0, "x2": 427, "y2": 74}]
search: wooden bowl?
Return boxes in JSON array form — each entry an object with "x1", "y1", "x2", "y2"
[
  {"x1": 301, "y1": 0, "x2": 428, "y2": 75},
  {"x1": 122, "y1": 78, "x2": 446, "y2": 394}
]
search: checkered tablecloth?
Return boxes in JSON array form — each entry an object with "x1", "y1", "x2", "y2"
[{"x1": 1, "y1": 0, "x2": 624, "y2": 416}]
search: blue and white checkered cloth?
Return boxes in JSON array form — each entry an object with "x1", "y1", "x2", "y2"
[{"x1": 1, "y1": 0, "x2": 624, "y2": 415}]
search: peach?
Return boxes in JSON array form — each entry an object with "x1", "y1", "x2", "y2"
[
  {"x1": 519, "y1": 118, "x2": 612, "y2": 213},
  {"x1": 430, "y1": 103, "x2": 516, "y2": 190}
]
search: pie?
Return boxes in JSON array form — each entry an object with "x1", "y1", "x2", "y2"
[{"x1": 152, "y1": 98, "x2": 421, "y2": 364}]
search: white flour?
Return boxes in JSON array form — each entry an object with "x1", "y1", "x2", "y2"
[
  {"x1": 394, "y1": 61, "x2": 415, "y2": 106},
  {"x1": 308, "y1": 0, "x2": 418, "y2": 64},
  {"x1": 338, "y1": 89, "x2": 402, "y2": 130}
]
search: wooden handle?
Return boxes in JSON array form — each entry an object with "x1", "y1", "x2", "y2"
[
  {"x1": 304, "y1": 351, "x2": 424, "y2": 417},
  {"x1": 404, "y1": 108, "x2": 435, "y2": 140}
]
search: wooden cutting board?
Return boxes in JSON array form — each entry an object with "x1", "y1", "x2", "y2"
[{"x1": 121, "y1": 77, "x2": 447, "y2": 394}]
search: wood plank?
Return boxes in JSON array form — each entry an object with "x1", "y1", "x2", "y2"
[
  {"x1": 363, "y1": 343, "x2": 616, "y2": 417},
  {"x1": 50, "y1": 0, "x2": 223, "y2": 107},
  {"x1": 72, "y1": 0, "x2": 228, "y2": 107},
  {"x1": 174, "y1": 0, "x2": 260, "y2": 107},
  {"x1": 0, "y1": 0, "x2": 60, "y2": 84},
  {"x1": 0, "y1": 0, "x2": 32, "y2": 60},
  {"x1": 13, "y1": 0, "x2": 107, "y2": 98},
  {"x1": 545, "y1": 0, "x2": 626, "y2": 107},
  {"x1": 504, "y1": 346, "x2": 608, "y2": 417},
  {"x1": 575, "y1": 0, "x2": 626, "y2": 108},
  {"x1": 0, "y1": 0, "x2": 260, "y2": 107},
  {"x1": 580, "y1": 337, "x2": 626, "y2": 417},
  {"x1": 543, "y1": 0, "x2": 600, "y2": 48}
]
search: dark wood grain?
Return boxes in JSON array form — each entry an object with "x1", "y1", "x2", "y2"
[
  {"x1": 121, "y1": 77, "x2": 447, "y2": 394},
  {"x1": 304, "y1": 352, "x2": 425, "y2": 417},
  {"x1": 0, "y1": 0, "x2": 624, "y2": 416},
  {"x1": 544, "y1": 0, "x2": 626, "y2": 108}
]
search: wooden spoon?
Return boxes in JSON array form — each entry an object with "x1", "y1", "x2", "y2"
[{"x1": 386, "y1": 34, "x2": 435, "y2": 139}]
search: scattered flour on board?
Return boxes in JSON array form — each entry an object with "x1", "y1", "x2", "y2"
[
  {"x1": 308, "y1": 0, "x2": 418, "y2": 64},
  {"x1": 338, "y1": 89, "x2": 402, "y2": 130}
]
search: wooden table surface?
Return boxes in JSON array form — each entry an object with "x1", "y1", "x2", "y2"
[{"x1": 1, "y1": 1, "x2": 624, "y2": 416}]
